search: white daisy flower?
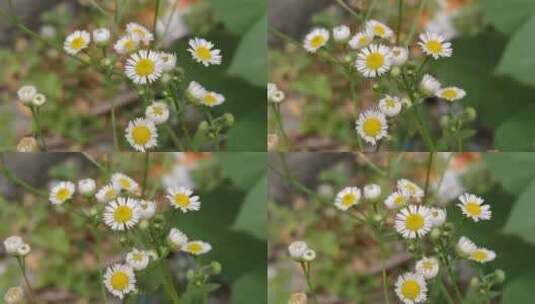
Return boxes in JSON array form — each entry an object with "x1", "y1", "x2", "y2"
[
  {"x1": 138, "y1": 200, "x2": 157, "y2": 220},
  {"x1": 415, "y1": 257, "x2": 440, "y2": 279},
  {"x1": 363, "y1": 184, "x2": 381, "y2": 200},
  {"x1": 302, "y1": 249, "x2": 316, "y2": 262},
  {"x1": 457, "y1": 193, "x2": 491, "y2": 222},
  {"x1": 397, "y1": 179, "x2": 424, "y2": 201},
  {"x1": 126, "y1": 248, "x2": 150, "y2": 271},
  {"x1": 125, "y1": 118, "x2": 158, "y2": 152},
  {"x1": 32, "y1": 94, "x2": 46, "y2": 107},
  {"x1": 334, "y1": 186, "x2": 361, "y2": 211},
  {"x1": 78, "y1": 178, "x2": 96, "y2": 196},
  {"x1": 348, "y1": 32, "x2": 373, "y2": 49},
  {"x1": 17, "y1": 85, "x2": 37, "y2": 105},
  {"x1": 356, "y1": 109, "x2": 388, "y2": 145},
  {"x1": 200, "y1": 90, "x2": 225, "y2": 107},
  {"x1": 436, "y1": 86, "x2": 466, "y2": 102},
  {"x1": 113, "y1": 35, "x2": 140, "y2": 55},
  {"x1": 456, "y1": 236, "x2": 477, "y2": 256},
  {"x1": 166, "y1": 186, "x2": 201, "y2": 213},
  {"x1": 332, "y1": 25, "x2": 350, "y2": 42},
  {"x1": 384, "y1": 191, "x2": 409, "y2": 209},
  {"x1": 126, "y1": 22, "x2": 154, "y2": 45},
  {"x1": 103, "y1": 264, "x2": 136, "y2": 299},
  {"x1": 395, "y1": 205, "x2": 432, "y2": 239},
  {"x1": 418, "y1": 32, "x2": 452, "y2": 59},
  {"x1": 288, "y1": 241, "x2": 309, "y2": 261},
  {"x1": 468, "y1": 248, "x2": 496, "y2": 264},
  {"x1": 187, "y1": 37, "x2": 222, "y2": 66},
  {"x1": 391, "y1": 46, "x2": 409, "y2": 66},
  {"x1": 103, "y1": 197, "x2": 140, "y2": 231},
  {"x1": 168, "y1": 228, "x2": 188, "y2": 251},
  {"x1": 95, "y1": 184, "x2": 119, "y2": 203},
  {"x1": 355, "y1": 44, "x2": 392, "y2": 78},
  {"x1": 420, "y1": 74, "x2": 442, "y2": 95},
  {"x1": 182, "y1": 241, "x2": 212, "y2": 256},
  {"x1": 125, "y1": 50, "x2": 163, "y2": 85},
  {"x1": 269, "y1": 90, "x2": 285, "y2": 103},
  {"x1": 303, "y1": 28, "x2": 330, "y2": 53},
  {"x1": 365, "y1": 20, "x2": 394, "y2": 39},
  {"x1": 158, "y1": 52, "x2": 177, "y2": 72},
  {"x1": 111, "y1": 173, "x2": 139, "y2": 194},
  {"x1": 93, "y1": 28, "x2": 111, "y2": 46},
  {"x1": 16, "y1": 243, "x2": 31, "y2": 256},
  {"x1": 64, "y1": 30, "x2": 91, "y2": 55},
  {"x1": 395, "y1": 272, "x2": 428, "y2": 304},
  {"x1": 4, "y1": 286, "x2": 24, "y2": 304},
  {"x1": 379, "y1": 95, "x2": 402, "y2": 117},
  {"x1": 4, "y1": 236, "x2": 24, "y2": 255},
  {"x1": 429, "y1": 207, "x2": 447, "y2": 226},
  {"x1": 186, "y1": 81, "x2": 207, "y2": 100},
  {"x1": 49, "y1": 181, "x2": 76, "y2": 205}
]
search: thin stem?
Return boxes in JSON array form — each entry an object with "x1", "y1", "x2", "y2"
[
  {"x1": 165, "y1": 124, "x2": 184, "y2": 149},
  {"x1": 153, "y1": 0, "x2": 162, "y2": 42},
  {"x1": 300, "y1": 262, "x2": 318, "y2": 304},
  {"x1": 348, "y1": 75, "x2": 363, "y2": 151},
  {"x1": 423, "y1": 151, "x2": 434, "y2": 203},
  {"x1": 0, "y1": 154, "x2": 46, "y2": 197},
  {"x1": 357, "y1": 152, "x2": 388, "y2": 176},
  {"x1": 159, "y1": 259, "x2": 181, "y2": 303},
  {"x1": 396, "y1": 0, "x2": 403, "y2": 45},
  {"x1": 438, "y1": 278, "x2": 456, "y2": 304},
  {"x1": 364, "y1": 0, "x2": 377, "y2": 20},
  {"x1": 88, "y1": 0, "x2": 111, "y2": 16},
  {"x1": 405, "y1": 0, "x2": 428, "y2": 46},
  {"x1": 89, "y1": 226, "x2": 109, "y2": 304},
  {"x1": 16, "y1": 257, "x2": 35, "y2": 303},
  {"x1": 30, "y1": 107, "x2": 47, "y2": 151},
  {"x1": 376, "y1": 232, "x2": 391, "y2": 304},
  {"x1": 110, "y1": 98, "x2": 119, "y2": 151},
  {"x1": 270, "y1": 103, "x2": 291, "y2": 150},
  {"x1": 411, "y1": 105, "x2": 435, "y2": 151},
  {"x1": 162, "y1": 0, "x2": 180, "y2": 43},
  {"x1": 142, "y1": 152, "x2": 150, "y2": 197},
  {"x1": 444, "y1": 259, "x2": 463, "y2": 302},
  {"x1": 334, "y1": 0, "x2": 362, "y2": 21},
  {"x1": 114, "y1": 0, "x2": 120, "y2": 23}
]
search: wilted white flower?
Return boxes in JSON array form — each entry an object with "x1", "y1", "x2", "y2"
[
  {"x1": 93, "y1": 28, "x2": 111, "y2": 46},
  {"x1": 168, "y1": 228, "x2": 188, "y2": 250},
  {"x1": 78, "y1": 178, "x2": 96, "y2": 196},
  {"x1": 332, "y1": 25, "x2": 351, "y2": 42},
  {"x1": 17, "y1": 85, "x2": 37, "y2": 105}
]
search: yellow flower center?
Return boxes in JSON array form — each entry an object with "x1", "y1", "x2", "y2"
[
  {"x1": 426, "y1": 40, "x2": 443, "y2": 54},
  {"x1": 105, "y1": 189, "x2": 117, "y2": 200},
  {"x1": 187, "y1": 243, "x2": 203, "y2": 254},
  {"x1": 56, "y1": 188, "x2": 71, "y2": 202},
  {"x1": 465, "y1": 202, "x2": 482, "y2": 216},
  {"x1": 114, "y1": 206, "x2": 133, "y2": 223},
  {"x1": 203, "y1": 94, "x2": 217, "y2": 105},
  {"x1": 471, "y1": 249, "x2": 488, "y2": 262},
  {"x1": 310, "y1": 35, "x2": 325, "y2": 48},
  {"x1": 174, "y1": 194, "x2": 190, "y2": 208},
  {"x1": 70, "y1": 37, "x2": 85, "y2": 50},
  {"x1": 423, "y1": 261, "x2": 434, "y2": 270},
  {"x1": 133, "y1": 28, "x2": 146, "y2": 38},
  {"x1": 405, "y1": 214, "x2": 425, "y2": 231},
  {"x1": 152, "y1": 106, "x2": 164, "y2": 115},
  {"x1": 341, "y1": 194, "x2": 355, "y2": 207},
  {"x1": 366, "y1": 52, "x2": 385, "y2": 70},
  {"x1": 394, "y1": 195, "x2": 406, "y2": 206},
  {"x1": 401, "y1": 280, "x2": 421, "y2": 300},
  {"x1": 132, "y1": 125, "x2": 151, "y2": 145},
  {"x1": 359, "y1": 36, "x2": 369, "y2": 45},
  {"x1": 374, "y1": 25, "x2": 385, "y2": 37},
  {"x1": 195, "y1": 46, "x2": 212, "y2": 61},
  {"x1": 441, "y1": 88, "x2": 458, "y2": 100},
  {"x1": 135, "y1": 59, "x2": 155, "y2": 77},
  {"x1": 110, "y1": 272, "x2": 129, "y2": 291},
  {"x1": 132, "y1": 253, "x2": 144, "y2": 262},
  {"x1": 124, "y1": 40, "x2": 136, "y2": 52},
  {"x1": 363, "y1": 117, "x2": 382, "y2": 137},
  {"x1": 386, "y1": 99, "x2": 396, "y2": 108},
  {"x1": 119, "y1": 178, "x2": 131, "y2": 189}
]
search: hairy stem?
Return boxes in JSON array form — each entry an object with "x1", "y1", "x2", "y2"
[{"x1": 142, "y1": 152, "x2": 150, "y2": 197}]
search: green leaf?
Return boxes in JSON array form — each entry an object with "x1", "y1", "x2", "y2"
[
  {"x1": 484, "y1": 153, "x2": 535, "y2": 193},
  {"x1": 481, "y1": 0, "x2": 535, "y2": 34},
  {"x1": 494, "y1": 108, "x2": 535, "y2": 151},
  {"x1": 216, "y1": 153, "x2": 267, "y2": 190},
  {"x1": 502, "y1": 266, "x2": 535, "y2": 304},
  {"x1": 227, "y1": 14, "x2": 267, "y2": 87},
  {"x1": 290, "y1": 74, "x2": 332, "y2": 100},
  {"x1": 206, "y1": 0, "x2": 266, "y2": 34},
  {"x1": 232, "y1": 175, "x2": 267, "y2": 239},
  {"x1": 231, "y1": 267, "x2": 267, "y2": 304},
  {"x1": 497, "y1": 14, "x2": 535, "y2": 86},
  {"x1": 503, "y1": 179, "x2": 535, "y2": 246}
]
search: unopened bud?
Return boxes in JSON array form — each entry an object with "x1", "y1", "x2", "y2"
[
  {"x1": 469, "y1": 277, "x2": 480, "y2": 289},
  {"x1": 161, "y1": 73, "x2": 172, "y2": 84},
  {"x1": 494, "y1": 269, "x2": 506, "y2": 284},
  {"x1": 430, "y1": 228, "x2": 441, "y2": 241},
  {"x1": 440, "y1": 116, "x2": 450, "y2": 128},
  {"x1": 199, "y1": 121, "x2": 209, "y2": 131},
  {"x1": 390, "y1": 67, "x2": 401, "y2": 77},
  {"x1": 224, "y1": 113, "x2": 234, "y2": 126},
  {"x1": 208, "y1": 261, "x2": 222, "y2": 275},
  {"x1": 464, "y1": 107, "x2": 477, "y2": 121}
]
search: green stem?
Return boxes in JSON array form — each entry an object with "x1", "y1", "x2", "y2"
[
  {"x1": 16, "y1": 257, "x2": 35, "y2": 303},
  {"x1": 376, "y1": 232, "x2": 391, "y2": 304},
  {"x1": 348, "y1": 75, "x2": 363, "y2": 151},
  {"x1": 396, "y1": 0, "x2": 403, "y2": 45},
  {"x1": 438, "y1": 278, "x2": 456, "y2": 304},
  {"x1": 110, "y1": 98, "x2": 119, "y2": 151},
  {"x1": 30, "y1": 106, "x2": 47, "y2": 151},
  {"x1": 405, "y1": 0, "x2": 428, "y2": 46},
  {"x1": 153, "y1": 0, "x2": 162, "y2": 42},
  {"x1": 357, "y1": 152, "x2": 388, "y2": 176},
  {"x1": 142, "y1": 152, "x2": 150, "y2": 197},
  {"x1": 165, "y1": 124, "x2": 184, "y2": 149},
  {"x1": 88, "y1": 0, "x2": 111, "y2": 16},
  {"x1": 445, "y1": 259, "x2": 463, "y2": 302},
  {"x1": 0, "y1": 154, "x2": 46, "y2": 197},
  {"x1": 334, "y1": 0, "x2": 362, "y2": 21},
  {"x1": 411, "y1": 106, "x2": 435, "y2": 151},
  {"x1": 89, "y1": 226, "x2": 109, "y2": 304},
  {"x1": 270, "y1": 103, "x2": 291, "y2": 150},
  {"x1": 423, "y1": 151, "x2": 434, "y2": 203},
  {"x1": 159, "y1": 259, "x2": 181, "y2": 303}
]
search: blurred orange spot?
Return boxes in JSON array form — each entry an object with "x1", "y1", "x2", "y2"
[{"x1": 452, "y1": 153, "x2": 480, "y2": 171}]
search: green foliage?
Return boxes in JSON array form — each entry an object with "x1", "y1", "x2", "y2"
[
  {"x1": 232, "y1": 175, "x2": 267, "y2": 239},
  {"x1": 501, "y1": 266, "x2": 535, "y2": 304},
  {"x1": 481, "y1": 0, "x2": 535, "y2": 34}
]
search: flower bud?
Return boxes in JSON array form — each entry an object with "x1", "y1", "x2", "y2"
[
  {"x1": 208, "y1": 261, "x2": 222, "y2": 275},
  {"x1": 390, "y1": 67, "x2": 401, "y2": 77},
  {"x1": 440, "y1": 115, "x2": 450, "y2": 128},
  {"x1": 78, "y1": 178, "x2": 96, "y2": 196},
  {"x1": 198, "y1": 121, "x2": 210, "y2": 132},
  {"x1": 32, "y1": 93, "x2": 46, "y2": 107},
  {"x1": 430, "y1": 228, "x2": 441, "y2": 241},
  {"x1": 364, "y1": 184, "x2": 381, "y2": 200},
  {"x1": 494, "y1": 269, "x2": 506, "y2": 284},
  {"x1": 464, "y1": 107, "x2": 477, "y2": 121},
  {"x1": 224, "y1": 113, "x2": 234, "y2": 126},
  {"x1": 161, "y1": 73, "x2": 172, "y2": 84},
  {"x1": 469, "y1": 277, "x2": 480, "y2": 289}
]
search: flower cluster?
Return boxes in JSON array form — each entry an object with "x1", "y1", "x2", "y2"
[
  {"x1": 301, "y1": 18, "x2": 469, "y2": 148},
  {"x1": 267, "y1": 82, "x2": 285, "y2": 103},
  {"x1": 3, "y1": 235, "x2": 31, "y2": 257}
]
